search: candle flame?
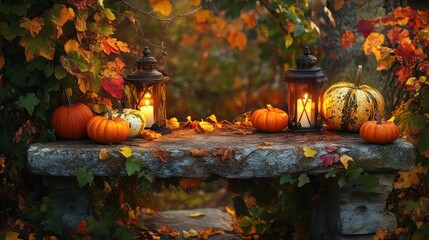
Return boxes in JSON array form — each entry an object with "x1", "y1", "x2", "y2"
[
  {"x1": 304, "y1": 93, "x2": 308, "y2": 99},
  {"x1": 145, "y1": 99, "x2": 149, "y2": 107}
]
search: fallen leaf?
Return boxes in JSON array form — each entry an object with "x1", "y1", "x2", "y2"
[
  {"x1": 183, "y1": 229, "x2": 199, "y2": 238},
  {"x1": 180, "y1": 178, "x2": 203, "y2": 191},
  {"x1": 141, "y1": 129, "x2": 162, "y2": 140},
  {"x1": 320, "y1": 153, "x2": 340, "y2": 167},
  {"x1": 340, "y1": 154, "x2": 353, "y2": 169},
  {"x1": 199, "y1": 229, "x2": 225, "y2": 239},
  {"x1": 98, "y1": 148, "x2": 109, "y2": 160},
  {"x1": 303, "y1": 147, "x2": 318, "y2": 158},
  {"x1": 258, "y1": 141, "x2": 273, "y2": 148},
  {"x1": 157, "y1": 225, "x2": 180, "y2": 238},
  {"x1": 190, "y1": 149, "x2": 207, "y2": 157},
  {"x1": 212, "y1": 147, "x2": 235, "y2": 161},
  {"x1": 5, "y1": 231, "x2": 22, "y2": 240},
  {"x1": 120, "y1": 146, "x2": 133, "y2": 158},
  {"x1": 206, "y1": 114, "x2": 217, "y2": 123},
  {"x1": 195, "y1": 120, "x2": 214, "y2": 133},
  {"x1": 151, "y1": 149, "x2": 171, "y2": 163},
  {"x1": 166, "y1": 117, "x2": 180, "y2": 128},
  {"x1": 187, "y1": 212, "x2": 206, "y2": 218},
  {"x1": 325, "y1": 146, "x2": 339, "y2": 153},
  {"x1": 235, "y1": 129, "x2": 252, "y2": 135}
]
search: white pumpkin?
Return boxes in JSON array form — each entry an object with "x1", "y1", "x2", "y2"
[{"x1": 106, "y1": 108, "x2": 146, "y2": 137}]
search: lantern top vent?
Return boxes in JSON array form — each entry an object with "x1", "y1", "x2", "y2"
[
  {"x1": 284, "y1": 47, "x2": 327, "y2": 83},
  {"x1": 125, "y1": 46, "x2": 167, "y2": 86}
]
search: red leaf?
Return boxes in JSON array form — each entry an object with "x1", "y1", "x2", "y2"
[
  {"x1": 102, "y1": 76, "x2": 123, "y2": 98},
  {"x1": 395, "y1": 66, "x2": 412, "y2": 84},
  {"x1": 325, "y1": 146, "x2": 339, "y2": 153},
  {"x1": 395, "y1": 42, "x2": 416, "y2": 66},
  {"x1": 340, "y1": 30, "x2": 357, "y2": 50},
  {"x1": 418, "y1": 61, "x2": 429, "y2": 76},
  {"x1": 357, "y1": 19, "x2": 374, "y2": 38},
  {"x1": 386, "y1": 27, "x2": 410, "y2": 45},
  {"x1": 320, "y1": 153, "x2": 340, "y2": 167}
]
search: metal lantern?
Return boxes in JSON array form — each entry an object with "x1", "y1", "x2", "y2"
[
  {"x1": 284, "y1": 47, "x2": 327, "y2": 131},
  {"x1": 124, "y1": 46, "x2": 168, "y2": 128}
]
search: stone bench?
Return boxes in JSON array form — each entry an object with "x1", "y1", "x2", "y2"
[{"x1": 27, "y1": 129, "x2": 415, "y2": 239}]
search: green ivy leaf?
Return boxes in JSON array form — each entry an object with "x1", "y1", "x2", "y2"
[
  {"x1": 86, "y1": 215, "x2": 113, "y2": 239},
  {"x1": 280, "y1": 173, "x2": 296, "y2": 185},
  {"x1": 347, "y1": 163, "x2": 363, "y2": 181},
  {"x1": 42, "y1": 211, "x2": 64, "y2": 235},
  {"x1": 297, "y1": 173, "x2": 310, "y2": 187},
  {"x1": 15, "y1": 93, "x2": 40, "y2": 115},
  {"x1": 44, "y1": 64, "x2": 54, "y2": 78},
  {"x1": 125, "y1": 157, "x2": 142, "y2": 176},
  {"x1": 54, "y1": 65, "x2": 67, "y2": 80},
  {"x1": 40, "y1": 197, "x2": 54, "y2": 213},
  {"x1": 338, "y1": 176, "x2": 347, "y2": 188},
  {"x1": 113, "y1": 226, "x2": 136, "y2": 240},
  {"x1": 362, "y1": 173, "x2": 379, "y2": 192},
  {"x1": 0, "y1": 21, "x2": 24, "y2": 41},
  {"x1": 19, "y1": 34, "x2": 55, "y2": 61},
  {"x1": 76, "y1": 168, "x2": 94, "y2": 187},
  {"x1": 325, "y1": 171, "x2": 336, "y2": 178},
  {"x1": 6, "y1": 64, "x2": 29, "y2": 88}
]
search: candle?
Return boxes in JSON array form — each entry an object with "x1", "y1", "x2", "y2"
[
  {"x1": 140, "y1": 94, "x2": 155, "y2": 127},
  {"x1": 297, "y1": 93, "x2": 313, "y2": 128}
]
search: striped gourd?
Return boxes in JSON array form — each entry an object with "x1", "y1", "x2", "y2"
[
  {"x1": 322, "y1": 65, "x2": 385, "y2": 132},
  {"x1": 105, "y1": 103, "x2": 146, "y2": 137}
]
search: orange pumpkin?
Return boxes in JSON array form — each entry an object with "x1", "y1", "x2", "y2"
[
  {"x1": 251, "y1": 104, "x2": 289, "y2": 132},
  {"x1": 359, "y1": 115, "x2": 400, "y2": 144},
  {"x1": 51, "y1": 91, "x2": 94, "y2": 139},
  {"x1": 86, "y1": 106, "x2": 130, "y2": 144}
]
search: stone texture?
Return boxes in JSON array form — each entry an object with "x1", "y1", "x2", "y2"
[{"x1": 28, "y1": 130, "x2": 415, "y2": 178}]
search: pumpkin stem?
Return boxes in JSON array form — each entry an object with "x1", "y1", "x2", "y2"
[
  {"x1": 105, "y1": 105, "x2": 113, "y2": 120},
  {"x1": 375, "y1": 114, "x2": 382, "y2": 125},
  {"x1": 117, "y1": 100, "x2": 124, "y2": 114},
  {"x1": 354, "y1": 65, "x2": 363, "y2": 87},
  {"x1": 64, "y1": 89, "x2": 73, "y2": 107},
  {"x1": 266, "y1": 104, "x2": 274, "y2": 111}
]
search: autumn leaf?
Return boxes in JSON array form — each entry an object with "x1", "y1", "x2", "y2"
[
  {"x1": 20, "y1": 17, "x2": 44, "y2": 37},
  {"x1": 199, "y1": 229, "x2": 225, "y2": 239},
  {"x1": 258, "y1": 141, "x2": 273, "y2": 148},
  {"x1": 120, "y1": 146, "x2": 133, "y2": 158},
  {"x1": 116, "y1": 41, "x2": 130, "y2": 53},
  {"x1": 102, "y1": 76, "x2": 124, "y2": 98},
  {"x1": 180, "y1": 178, "x2": 203, "y2": 191},
  {"x1": 141, "y1": 129, "x2": 162, "y2": 140},
  {"x1": 5, "y1": 231, "x2": 21, "y2": 240},
  {"x1": 334, "y1": 0, "x2": 344, "y2": 11},
  {"x1": 183, "y1": 229, "x2": 199, "y2": 238},
  {"x1": 241, "y1": 11, "x2": 257, "y2": 29},
  {"x1": 235, "y1": 129, "x2": 252, "y2": 135},
  {"x1": 227, "y1": 29, "x2": 247, "y2": 51},
  {"x1": 212, "y1": 147, "x2": 235, "y2": 161},
  {"x1": 396, "y1": 66, "x2": 412, "y2": 84},
  {"x1": 372, "y1": 46, "x2": 396, "y2": 71},
  {"x1": 303, "y1": 147, "x2": 318, "y2": 158},
  {"x1": 166, "y1": 117, "x2": 180, "y2": 128},
  {"x1": 339, "y1": 154, "x2": 353, "y2": 169},
  {"x1": 194, "y1": 9, "x2": 211, "y2": 23},
  {"x1": 102, "y1": 37, "x2": 120, "y2": 55},
  {"x1": 362, "y1": 32, "x2": 385, "y2": 55},
  {"x1": 99, "y1": 148, "x2": 109, "y2": 160},
  {"x1": 357, "y1": 19, "x2": 374, "y2": 38},
  {"x1": 190, "y1": 149, "x2": 207, "y2": 157},
  {"x1": 150, "y1": 0, "x2": 172, "y2": 16},
  {"x1": 188, "y1": 212, "x2": 206, "y2": 218},
  {"x1": 103, "y1": 8, "x2": 116, "y2": 21},
  {"x1": 77, "y1": 220, "x2": 87, "y2": 234},
  {"x1": 195, "y1": 120, "x2": 214, "y2": 133},
  {"x1": 340, "y1": 30, "x2": 356, "y2": 50},
  {"x1": 151, "y1": 149, "x2": 171, "y2": 163},
  {"x1": 75, "y1": 11, "x2": 88, "y2": 32},
  {"x1": 320, "y1": 153, "x2": 340, "y2": 167},
  {"x1": 395, "y1": 42, "x2": 417, "y2": 66},
  {"x1": 19, "y1": 34, "x2": 55, "y2": 61},
  {"x1": 64, "y1": 39, "x2": 80, "y2": 55},
  {"x1": 189, "y1": 0, "x2": 201, "y2": 6}
]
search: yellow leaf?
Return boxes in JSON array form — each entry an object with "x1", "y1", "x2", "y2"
[
  {"x1": 303, "y1": 147, "x2": 318, "y2": 158},
  {"x1": 194, "y1": 9, "x2": 211, "y2": 23},
  {"x1": 5, "y1": 231, "x2": 22, "y2": 240},
  {"x1": 64, "y1": 39, "x2": 79, "y2": 55},
  {"x1": 20, "y1": 17, "x2": 44, "y2": 37},
  {"x1": 166, "y1": 117, "x2": 180, "y2": 128},
  {"x1": 99, "y1": 148, "x2": 109, "y2": 161},
  {"x1": 227, "y1": 29, "x2": 247, "y2": 51},
  {"x1": 75, "y1": 11, "x2": 88, "y2": 32},
  {"x1": 196, "y1": 120, "x2": 214, "y2": 133},
  {"x1": 116, "y1": 41, "x2": 130, "y2": 53},
  {"x1": 284, "y1": 34, "x2": 293, "y2": 49},
  {"x1": 339, "y1": 154, "x2": 353, "y2": 169},
  {"x1": 387, "y1": 116, "x2": 395, "y2": 122},
  {"x1": 372, "y1": 46, "x2": 396, "y2": 71},
  {"x1": 150, "y1": 0, "x2": 172, "y2": 16},
  {"x1": 258, "y1": 141, "x2": 273, "y2": 148},
  {"x1": 51, "y1": 5, "x2": 75, "y2": 27},
  {"x1": 120, "y1": 146, "x2": 133, "y2": 158},
  {"x1": 206, "y1": 114, "x2": 217, "y2": 123},
  {"x1": 187, "y1": 212, "x2": 206, "y2": 218},
  {"x1": 189, "y1": 0, "x2": 201, "y2": 7},
  {"x1": 141, "y1": 129, "x2": 162, "y2": 140},
  {"x1": 103, "y1": 8, "x2": 116, "y2": 21},
  {"x1": 362, "y1": 32, "x2": 385, "y2": 55}
]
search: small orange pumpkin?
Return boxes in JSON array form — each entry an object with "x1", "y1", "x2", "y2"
[
  {"x1": 86, "y1": 106, "x2": 130, "y2": 144},
  {"x1": 251, "y1": 104, "x2": 289, "y2": 132},
  {"x1": 359, "y1": 115, "x2": 400, "y2": 144},
  {"x1": 51, "y1": 91, "x2": 94, "y2": 139}
]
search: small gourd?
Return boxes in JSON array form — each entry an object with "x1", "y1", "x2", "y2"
[
  {"x1": 86, "y1": 105, "x2": 130, "y2": 144},
  {"x1": 359, "y1": 115, "x2": 400, "y2": 144},
  {"x1": 106, "y1": 102, "x2": 146, "y2": 137},
  {"x1": 322, "y1": 65, "x2": 385, "y2": 132},
  {"x1": 51, "y1": 90, "x2": 94, "y2": 140},
  {"x1": 251, "y1": 104, "x2": 289, "y2": 132}
]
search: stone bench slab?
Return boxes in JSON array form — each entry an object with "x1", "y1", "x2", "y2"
[{"x1": 28, "y1": 130, "x2": 415, "y2": 178}]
